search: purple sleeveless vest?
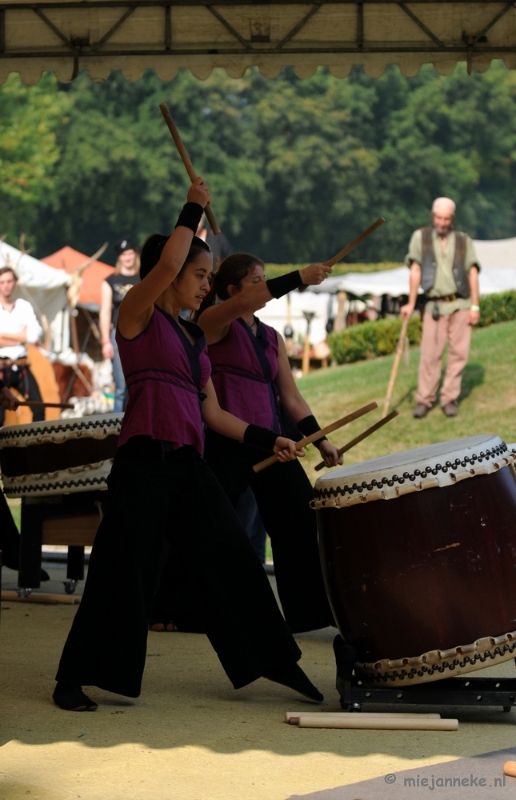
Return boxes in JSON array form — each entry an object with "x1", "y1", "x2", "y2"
[
  {"x1": 208, "y1": 317, "x2": 282, "y2": 432},
  {"x1": 116, "y1": 305, "x2": 211, "y2": 453}
]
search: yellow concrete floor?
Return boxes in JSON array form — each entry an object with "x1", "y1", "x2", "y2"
[{"x1": 1, "y1": 570, "x2": 516, "y2": 800}]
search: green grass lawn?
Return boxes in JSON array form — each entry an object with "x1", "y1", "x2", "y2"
[{"x1": 297, "y1": 319, "x2": 516, "y2": 484}]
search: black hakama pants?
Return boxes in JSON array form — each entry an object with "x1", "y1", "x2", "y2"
[
  {"x1": 56, "y1": 438, "x2": 301, "y2": 697},
  {"x1": 156, "y1": 431, "x2": 334, "y2": 634}
]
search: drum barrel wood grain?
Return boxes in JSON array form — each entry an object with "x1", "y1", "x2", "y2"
[
  {"x1": 0, "y1": 435, "x2": 118, "y2": 477},
  {"x1": 318, "y1": 465, "x2": 516, "y2": 662}
]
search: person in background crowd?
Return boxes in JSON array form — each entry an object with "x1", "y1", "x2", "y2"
[
  {"x1": 100, "y1": 238, "x2": 140, "y2": 412},
  {"x1": 0, "y1": 267, "x2": 44, "y2": 426},
  {"x1": 401, "y1": 197, "x2": 480, "y2": 419},
  {"x1": 196, "y1": 215, "x2": 232, "y2": 268}
]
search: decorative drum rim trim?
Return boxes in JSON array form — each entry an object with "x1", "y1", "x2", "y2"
[
  {"x1": 0, "y1": 414, "x2": 124, "y2": 449},
  {"x1": 355, "y1": 630, "x2": 516, "y2": 687},
  {"x1": 1, "y1": 459, "x2": 113, "y2": 497},
  {"x1": 311, "y1": 435, "x2": 515, "y2": 509}
]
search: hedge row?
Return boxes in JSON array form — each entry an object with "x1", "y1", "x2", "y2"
[
  {"x1": 328, "y1": 290, "x2": 516, "y2": 365},
  {"x1": 329, "y1": 317, "x2": 423, "y2": 364},
  {"x1": 477, "y1": 291, "x2": 516, "y2": 327}
]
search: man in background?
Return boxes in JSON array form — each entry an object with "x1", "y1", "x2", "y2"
[
  {"x1": 401, "y1": 197, "x2": 480, "y2": 419},
  {"x1": 0, "y1": 266, "x2": 44, "y2": 426}
]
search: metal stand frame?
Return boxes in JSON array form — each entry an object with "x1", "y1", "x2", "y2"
[
  {"x1": 334, "y1": 636, "x2": 516, "y2": 713},
  {"x1": 17, "y1": 491, "x2": 103, "y2": 596}
]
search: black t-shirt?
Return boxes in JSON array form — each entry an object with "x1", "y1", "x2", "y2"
[{"x1": 105, "y1": 273, "x2": 140, "y2": 326}]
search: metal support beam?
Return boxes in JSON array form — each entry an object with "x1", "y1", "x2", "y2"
[
  {"x1": 357, "y1": 1, "x2": 363, "y2": 49},
  {"x1": 90, "y1": 6, "x2": 136, "y2": 52},
  {"x1": 33, "y1": 8, "x2": 75, "y2": 49},
  {"x1": 0, "y1": 9, "x2": 5, "y2": 54},
  {"x1": 470, "y1": 0, "x2": 513, "y2": 45},
  {"x1": 275, "y1": 3, "x2": 322, "y2": 50},
  {"x1": 165, "y1": 4, "x2": 171, "y2": 50},
  {"x1": 398, "y1": 2, "x2": 447, "y2": 49},
  {"x1": 206, "y1": 5, "x2": 253, "y2": 49}
]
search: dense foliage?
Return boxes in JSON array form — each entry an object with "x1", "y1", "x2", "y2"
[
  {"x1": 329, "y1": 291, "x2": 516, "y2": 364},
  {"x1": 1, "y1": 62, "x2": 516, "y2": 264}
]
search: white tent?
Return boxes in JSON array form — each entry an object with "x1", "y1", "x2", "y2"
[
  {"x1": 309, "y1": 235, "x2": 516, "y2": 297},
  {"x1": 267, "y1": 235, "x2": 516, "y2": 344},
  {"x1": 0, "y1": 240, "x2": 72, "y2": 353},
  {"x1": 0, "y1": 1, "x2": 515, "y2": 85}
]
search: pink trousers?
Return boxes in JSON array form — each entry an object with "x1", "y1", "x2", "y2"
[{"x1": 417, "y1": 310, "x2": 472, "y2": 408}]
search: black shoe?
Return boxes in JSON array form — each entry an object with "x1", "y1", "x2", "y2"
[
  {"x1": 263, "y1": 664, "x2": 323, "y2": 703},
  {"x1": 53, "y1": 683, "x2": 98, "y2": 711},
  {"x1": 413, "y1": 403, "x2": 430, "y2": 419},
  {"x1": 442, "y1": 401, "x2": 458, "y2": 417}
]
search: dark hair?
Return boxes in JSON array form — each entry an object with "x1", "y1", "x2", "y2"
[
  {"x1": 195, "y1": 252, "x2": 265, "y2": 320},
  {"x1": 139, "y1": 234, "x2": 210, "y2": 280},
  {"x1": 0, "y1": 266, "x2": 18, "y2": 280}
]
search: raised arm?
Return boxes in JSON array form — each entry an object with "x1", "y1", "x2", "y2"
[
  {"x1": 198, "y1": 262, "x2": 332, "y2": 344},
  {"x1": 118, "y1": 179, "x2": 211, "y2": 339}
]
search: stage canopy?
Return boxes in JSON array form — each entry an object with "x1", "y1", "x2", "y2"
[{"x1": 0, "y1": 1, "x2": 515, "y2": 85}]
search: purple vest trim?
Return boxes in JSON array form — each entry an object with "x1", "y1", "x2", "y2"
[
  {"x1": 116, "y1": 306, "x2": 211, "y2": 453},
  {"x1": 208, "y1": 317, "x2": 282, "y2": 432}
]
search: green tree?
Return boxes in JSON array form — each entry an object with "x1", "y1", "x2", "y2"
[{"x1": 0, "y1": 73, "x2": 70, "y2": 245}]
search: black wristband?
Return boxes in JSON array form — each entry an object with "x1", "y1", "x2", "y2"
[
  {"x1": 175, "y1": 202, "x2": 204, "y2": 234},
  {"x1": 243, "y1": 424, "x2": 279, "y2": 452},
  {"x1": 296, "y1": 414, "x2": 327, "y2": 447},
  {"x1": 266, "y1": 271, "x2": 303, "y2": 299}
]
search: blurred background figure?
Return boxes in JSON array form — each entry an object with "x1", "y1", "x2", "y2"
[
  {"x1": 0, "y1": 266, "x2": 44, "y2": 426},
  {"x1": 100, "y1": 238, "x2": 140, "y2": 412},
  {"x1": 196, "y1": 216, "x2": 232, "y2": 269}
]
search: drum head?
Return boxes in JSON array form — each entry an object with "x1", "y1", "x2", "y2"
[{"x1": 313, "y1": 434, "x2": 514, "y2": 508}]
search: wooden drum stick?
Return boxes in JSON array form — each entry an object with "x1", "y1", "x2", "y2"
[
  {"x1": 297, "y1": 715, "x2": 458, "y2": 731},
  {"x1": 159, "y1": 103, "x2": 221, "y2": 236},
  {"x1": 314, "y1": 409, "x2": 399, "y2": 471},
  {"x1": 299, "y1": 217, "x2": 385, "y2": 292},
  {"x1": 285, "y1": 711, "x2": 441, "y2": 724},
  {"x1": 382, "y1": 315, "x2": 409, "y2": 418},
  {"x1": 253, "y1": 401, "x2": 378, "y2": 474},
  {"x1": 326, "y1": 217, "x2": 385, "y2": 268},
  {"x1": 18, "y1": 401, "x2": 74, "y2": 410}
]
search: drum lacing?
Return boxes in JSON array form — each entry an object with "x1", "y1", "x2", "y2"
[
  {"x1": 2, "y1": 475, "x2": 108, "y2": 496},
  {"x1": 0, "y1": 418, "x2": 122, "y2": 442},
  {"x1": 360, "y1": 641, "x2": 516, "y2": 684},
  {"x1": 314, "y1": 443, "x2": 509, "y2": 500}
]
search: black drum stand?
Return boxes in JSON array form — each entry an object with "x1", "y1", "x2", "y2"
[{"x1": 334, "y1": 635, "x2": 516, "y2": 713}]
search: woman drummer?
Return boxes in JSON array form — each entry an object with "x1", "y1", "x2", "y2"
[
  {"x1": 53, "y1": 179, "x2": 322, "y2": 712},
  {"x1": 156, "y1": 253, "x2": 342, "y2": 635}
]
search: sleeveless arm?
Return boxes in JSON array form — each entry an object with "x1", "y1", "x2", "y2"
[
  {"x1": 201, "y1": 378, "x2": 302, "y2": 459},
  {"x1": 118, "y1": 180, "x2": 210, "y2": 339},
  {"x1": 99, "y1": 281, "x2": 113, "y2": 344},
  {"x1": 197, "y1": 282, "x2": 275, "y2": 344}
]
